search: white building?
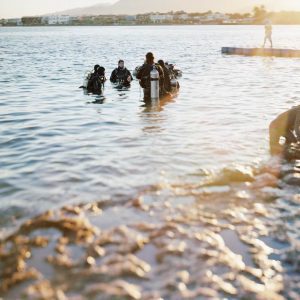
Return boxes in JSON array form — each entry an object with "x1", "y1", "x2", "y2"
[
  {"x1": 43, "y1": 15, "x2": 71, "y2": 25},
  {"x1": 178, "y1": 14, "x2": 189, "y2": 20},
  {"x1": 193, "y1": 16, "x2": 208, "y2": 22},
  {"x1": 41, "y1": 16, "x2": 48, "y2": 24},
  {"x1": 125, "y1": 15, "x2": 137, "y2": 21},
  {"x1": 205, "y1": 13, "x2": 229, "y2": 21},
  {"x1": 223, "y1": 17, "x2": 255, "y2": 24},
  {"x1": 242, "y1": 17, "x2": 255, "y2": 23},
  {"x1": 150, "y1": 14, "x2": 174, "y2": 23},
  {"x1": 7, "y1": 18, "x2": 22, "y2": 25}
]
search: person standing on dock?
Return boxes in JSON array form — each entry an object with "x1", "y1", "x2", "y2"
[{"x1": 263, "y1": 20, "x2": 273, "y2": 48}]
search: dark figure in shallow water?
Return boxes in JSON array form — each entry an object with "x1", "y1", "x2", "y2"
[
  {"x1": 136, "y1": 52, "x2": 165, "y2": 98},
  {"x1": 87, "y1": 65, "x2": 106, "y2": 94},
  {"x1": 110, "y1": 60, "x2": 133, "y2": 86},
  {"x1": 269, "y1": 105, "x2": 300, "y2": 155},
  {"x1": 158, "y1": 59, "x2": 172, "y2": 93}
]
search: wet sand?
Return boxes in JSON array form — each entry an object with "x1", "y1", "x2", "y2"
[{"x1": 1, "y1": 158, "x2": 299, "y2": 299}]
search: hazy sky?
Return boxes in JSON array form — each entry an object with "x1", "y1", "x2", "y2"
[
  {"x1": 2, "y1": 0, "x2": 300, "y2": 19},
  {"x1": 0, "y1": 0, "x2": 117, "y2": 18}
]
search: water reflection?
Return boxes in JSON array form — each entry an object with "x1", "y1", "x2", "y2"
[
  {"x1": 141, "y1": 93, "x2": 176, "y2": 113},
  {"x1": 139, "y1": 94, "x2": 176, "y2": 134},
  {"x1": 87, "y1": 94, "x2": 106, "y2": 104},
  {"x1": 111, "y1": 82, "x2": 131, "y2": 92}
]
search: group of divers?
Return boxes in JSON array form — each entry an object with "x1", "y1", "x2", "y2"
[
  {"x1": 80, "y1": 51, "x2": 300, "y2": 161},
  {"x1": 80, "y1": 52, "x2": 182, "y2": 100}
]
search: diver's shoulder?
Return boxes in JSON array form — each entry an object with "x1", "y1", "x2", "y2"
[{"x1": 139, "y1": 64, "x2": 147, "y2": 69}]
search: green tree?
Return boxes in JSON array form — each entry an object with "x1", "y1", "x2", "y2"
[
  {"x1": 21, "y1": 17, "x2": 42, "y2": 25},
  {"x1": 253, "y1": 5, "x2": 267, "y2": 21}
]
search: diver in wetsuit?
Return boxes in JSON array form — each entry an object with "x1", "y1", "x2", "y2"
[
  {"x1": 136, "y1": 52, "x2": 165, "y2": 98},
  {"x1": 87, "y1": 65, "x2": 106, "y2": 94},
  {"x1": 110, "y1": 60, "x2": 133, "y2": 86},
  {"x1": 269, "y1": 105, "x2": 300, "y2": 155},
  {"x1": 158, "y1": 60, "x2": 172, "y2": 93}
]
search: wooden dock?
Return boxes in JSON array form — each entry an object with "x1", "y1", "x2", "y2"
[{"x1": 222, "y1": 47, "x2": 300, "y2": 58}]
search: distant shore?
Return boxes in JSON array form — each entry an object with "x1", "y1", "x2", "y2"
[
  {"x1": 2, "y1": 23, "x2": 299, "y2": 28},
  {"x1": 3, "y1": 7, "x2": 300, "y2": 27}
]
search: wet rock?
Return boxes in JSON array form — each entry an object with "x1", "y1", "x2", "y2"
[
  {"x1": 282, "y1": 173, "x2": 300, "y2": 186},
  {"x1": 86, "y1": 244, "x2": 105, "y2": 258},
  {"x1": 84, "y1": 280, "x2": 142, "y2": 299},
  {"x1": 132, "y1": 223, "x2": 158, "y2": 232},
  {"x1": 156, "y1": 241, "x2": 186, "y2": 263},
  {"x1": 87, "y1": 254, "x2": 151, "y2": 278},
  {"x1": 206, "y1": 166, "x2": 255, "y2": 186},
  {"x1": 180, "y1": 286, "x2": 218, "y2": 298},
  {"x1": 256, "y1": 291, "x2": 285, "y2": 300},
  {"x1": 30, "y1": 236, "x2": 49, "y2": 248},
  {"x1": 61, "y1": 206, "x2": 82, "y2": 216},
  {"x1": 165, "y1": 270, "x2": 190, "y2": 292},
  {"x1": 128, "y1": 197, "x2": 149, "y2": 211},
  {"x1": 24, "y1": 280, "x2": 66, "y2": 300},
  {"x1": 6, "y1": 212, "x2": 98, "y2": 244},
  {"x1": 55, "y1": 244, "x2": 66, "y2": 255},
  {"x1": 207, "y1": 271, "x2": 237, "y2": 295},
  {"x1": 150, "y1": 223, "x2": 185, "y2": 240},
  {"x1": 1, "y1": 268, "x2": 41, "y2": 293},
  {"x1": 46, "y1": 254, "x2": 74, "y2": 268},
  {"x1": 253, "y1": 203, "x2": 268, "y2": 217},
  {"x1": 85, "y1": 256, "x2": 96, "y2": 267}
]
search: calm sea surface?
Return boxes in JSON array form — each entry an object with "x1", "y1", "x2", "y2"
[{"x1": 1, "y1": 25, "x2": 300, "y2": 228}]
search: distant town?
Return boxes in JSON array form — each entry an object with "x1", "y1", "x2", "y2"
[{"x1": 1, "y1": 6, "x2": 300, "y2": 26}]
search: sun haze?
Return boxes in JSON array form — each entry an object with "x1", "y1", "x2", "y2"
[
  {"x1": 0, "y1": 0, "x2": 116, "y2": 18},
  {"x1": 1, "y1": 0, "x2": 300, "y2": 19}
]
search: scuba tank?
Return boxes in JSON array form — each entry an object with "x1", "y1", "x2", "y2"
[
  {"x1": 150, "y1": 66, "x2": 160, "y2": 100},
  {"x1": 83, "y1": 71, "x2": 92, "y2": 88}
]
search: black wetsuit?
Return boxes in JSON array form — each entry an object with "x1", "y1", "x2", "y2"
[
  {"x1": 269, "y1": 105, "x2": 300, "y2": 155},
  {"x1": 136, "y1": 63, "x2": 165, "y2": 94},
  {"x1": 110, "y1": 67, "x2": 133, "y2": 86},
  {"x1": 87, "y1": 67, "x2": 106, "y2": 94},
  {"x1": 160, "y1": 65, "x2": 172, "y2": 92}
]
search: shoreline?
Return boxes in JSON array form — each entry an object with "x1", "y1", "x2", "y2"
[
  {"x1": 2, "y1": 23, "x2": 300, "y2": 28},
  {"x1": 0, "y1": 159, "x2": 298, "y2": 299}
]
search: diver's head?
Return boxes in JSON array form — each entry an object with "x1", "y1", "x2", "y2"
[
  {"x1": 158, "y1": 60, "x2": 164, "y2": 67},
  {"x1": 94, "y1": 64, "x2": 100, "y2": 72},
  {"x1": 118, "y1": 60, "x2": 125, "y2": 69},
  {"x1": 97, "y1": 66, "x2": 105, "y2": 76},
  {"x1": 146, "y1": 52, "x2": 154, "y2": 64}
]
